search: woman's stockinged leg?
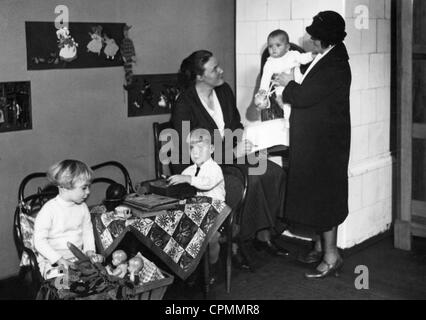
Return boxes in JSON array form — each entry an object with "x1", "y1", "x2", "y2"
[
  {"x1": 209, "y1": 232, "x2": 221, "y2": 264},
  {"x1": 314, "y1": 234, "x2": 322, "y2": 252},
  {"x1": 318, "y1": 227, "x2": 341, "y2": 269},
  {"x1": 304, "y1": 226, "x2": 343, "y2": 278}
]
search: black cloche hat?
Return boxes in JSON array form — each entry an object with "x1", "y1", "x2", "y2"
[{"x1": 306, "y1": 11, "x2": 347, "y2": 43}]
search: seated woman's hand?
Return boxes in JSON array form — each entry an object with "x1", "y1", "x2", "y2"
[
  {"x1": 167, "y1": 174, "x2": 192, "y2": 185},
  {"x1": 234, "y1": 139, "x2": 255, "y2": 158}
]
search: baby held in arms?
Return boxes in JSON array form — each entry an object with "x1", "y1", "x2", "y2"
[{"x1": 254, "y1": 29, "x2": 316, "y2": 118}]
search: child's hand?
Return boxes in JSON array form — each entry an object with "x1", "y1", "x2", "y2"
[
  {"x1": 234, "y1": 139, "x2": 255, "y2": 157},
  {"x1": 86, "y1": 251, "x2": 105, "y2": 264},
  {"x1": 167, "y1": 174, "x2": 192, "y2": 186},
  {"x1": 57, "y1": 258, "x2": 75, "y2": 270}
]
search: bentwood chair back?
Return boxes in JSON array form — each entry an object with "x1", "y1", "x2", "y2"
[{"x1": 153, "y1": 121, "x2": 174, "y2": 179}]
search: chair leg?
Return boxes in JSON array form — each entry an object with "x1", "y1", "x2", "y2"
[
  {"x1": 226, "y1": 219, "x2": 233, "y2": 293},
  {"x1": 203, "y1": 245, "x2": 210, "y2": 299}
]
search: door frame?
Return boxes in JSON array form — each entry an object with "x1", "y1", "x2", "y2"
[
  {"x1": 394, "y1": 0, "x2": 413, "y2": 250},
  {"x1": 394, "y1": 0, "x2": 426, "y2": 250}
]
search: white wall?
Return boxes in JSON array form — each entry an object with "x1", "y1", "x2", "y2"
[
  {"x1": 0, "y1": 0, "x2": 235, "y2": 279},
  {"x1": 236, "y1": 0, "x2": 392, "y2": 248}
]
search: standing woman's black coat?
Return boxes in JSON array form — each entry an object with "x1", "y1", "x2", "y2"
[{"x1": 282, "y1": 42, "x2": 351, "y2": 232}]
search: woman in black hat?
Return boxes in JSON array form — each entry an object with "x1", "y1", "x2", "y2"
[{"x1": 274, "y1": 11, "x2": 351, "y2": 278}]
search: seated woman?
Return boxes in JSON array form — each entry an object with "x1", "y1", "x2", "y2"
[{"x1": 171, "y1": 50, "x2": 289, "y2": 265}]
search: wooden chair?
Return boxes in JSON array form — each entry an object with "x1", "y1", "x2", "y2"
[
  {"x1": 14, "y1": 176, "x2": 57, "y2": 297},
  {"x1": 153, "y1": 121, "x2": 174, "y2": 179},
  {"x1": 13, "y1": 160, "x2": 135, "y2": 297},
  {"x1": 219, "y1": 164, "x2": 248, "y2": 293},
  {"x1": 153, "y1": 122, "x2": 249, "y2": 295}
]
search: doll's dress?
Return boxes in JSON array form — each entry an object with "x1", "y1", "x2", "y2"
[
  {"x1": 59, "y1": 44, "x2": 77, "y2": 62},
  {"x1": 87, "y1": 34, "x2": 103, "y2": 55},
  {"x1": 104, "y1": 39, "x2": 119, "y2": 59}
]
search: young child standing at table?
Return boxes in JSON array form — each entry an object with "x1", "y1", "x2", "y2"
[
  {"x1": 254, "y1": 29, "x2": 315, "y2": 120},
  {"x1": 34, "y1": 159, "x2": 103, "y2": 279},
  {"x1": 168, "y1": 128, "x2": 225, "y2": 282}
]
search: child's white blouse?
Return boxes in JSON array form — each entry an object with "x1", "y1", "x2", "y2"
[
  {"x1": 34, "y1": 195, "x2": 95, "y2": 264},
  {"x1": 182, "y1": 158, "x2": 226, "y2": 201}
]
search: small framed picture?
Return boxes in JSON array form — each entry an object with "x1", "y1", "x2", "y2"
[
  {"x1": 127, "y1": 73, "x2": 180, "y2": 117},
  {"x1": 0, "y1": 81, "x2": 32, "y2": 133}
]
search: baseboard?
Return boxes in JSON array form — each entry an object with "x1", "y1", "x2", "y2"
[
  {"x1": 280, "y1": 228, "x2": 393, "y2": 256},
  {"x1": 341, "y1": 229, "x2": 392, "y2": 257}
]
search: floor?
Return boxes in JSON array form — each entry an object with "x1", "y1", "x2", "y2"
[
  {"x1": 164, "y1": 234, "x2": 426, "y2": 300},
  {"x1": 1, "y1": 234, "x2": 425, "y2": 300}
]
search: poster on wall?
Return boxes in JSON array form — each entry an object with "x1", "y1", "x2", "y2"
[
  {"x1": 0, "y1": 81, "x2": 32, "y2": 133},
  {"x1": 127, "y1": 74, "x2": 181, "y2": 117},
  {"x1": 25, "y1": 21, "x2": 125, "y2": 70}
]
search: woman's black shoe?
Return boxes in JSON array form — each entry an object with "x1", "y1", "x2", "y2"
[
  {"x1": 297, "y1": 250, "x2": 323, "y2": 264},
  {"x1": 304, "y1": 258, "x2": 343, "y2": 279},
  {"x1": 253, "y1": 238, "x2": 289, "y2": 257}
]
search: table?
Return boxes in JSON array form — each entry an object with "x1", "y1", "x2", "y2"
[{"x1": 91, "y1": 196, "x2": 231, "y2": 280}]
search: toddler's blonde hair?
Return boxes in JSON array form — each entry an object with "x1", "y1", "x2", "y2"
[{"x1": 47, "y1": 159, "x2": 93, "y2": 189}]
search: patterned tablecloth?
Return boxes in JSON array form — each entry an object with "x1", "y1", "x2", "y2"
[{"x1": 91, "y1": 196, "x2": 231, "y2": 280}]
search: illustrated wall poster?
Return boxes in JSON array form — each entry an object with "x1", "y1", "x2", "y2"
[
  {"x1": 0, "y1": 81, "x2": 32, "y2": 133},
  {"x1": 25, "y1": 21, "x2": 125, "y2": 70},
  {"x1": 127, "y1": 74, "x2": 181, "y2": 117}
]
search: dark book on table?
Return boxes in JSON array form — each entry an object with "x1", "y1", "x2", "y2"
[
  {"x1": 123, "y1": 193, "x2": 179, "y2": 210},
  {"x1": 148, "y1": 179, "x2": 196, "y2": 199}
]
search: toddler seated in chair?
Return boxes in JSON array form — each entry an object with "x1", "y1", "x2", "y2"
[
  {"x1": 168, "y1": 128, "x2": 225, "y2": 280},
  {"x1": 34, "y1": 159, "x2": 103, "y2": 279}
]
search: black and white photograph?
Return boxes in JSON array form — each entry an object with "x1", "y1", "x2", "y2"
[{"x1": 0, "y1": 0, "x2": 425, "y2": 308}]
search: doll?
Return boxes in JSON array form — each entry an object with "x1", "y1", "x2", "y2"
[
  {"x1": 127, "y1": 256, "x2": 144, "y2": 285},
  {"x1": 56, "y1": 27, "x2": 78, "y2": 62},
  {"x1": 87, "y1": 25, "x2": 103, "y2": 55},
  {"x1": 106, "y1": 250, "x2": 128, "y2": 278},
  {"x1": 120, "y1": 24, "x2": 136, "y2": 89},
  {"x1": 103, "y1": 32, "x2": 119, "y2": 60}
]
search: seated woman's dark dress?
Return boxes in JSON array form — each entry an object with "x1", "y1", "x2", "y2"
[{"x1": 171, "y1": 82, "x2": 286, "y2": 241}]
